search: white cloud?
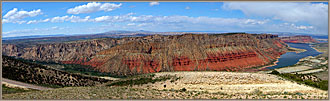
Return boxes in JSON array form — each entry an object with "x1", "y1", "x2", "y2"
[
  {"x1": 279, "y1": 23, "x2": 314, "y2": 30},
  {"x1": 296, "y1": 25, "x2": 314, "y2": 30},
  {"x1": 50, "y1": 15, "x2": 91, "y2": 23},
  {"x1": 26, "y1": 19, "x2": 49, "y2": 24},
  {"x1": 68, "y1": 16, "x2": 91, "y2": 22},
  {"x1": 67, "y1": 2, "x2": 122, "y2": 14},
  {"x1": 244, "y1": 19, "x2": 268, "y2": 25},
  {"x1": 51, "y1": 26, "x2": 59, "y2": 29},
  {"x1": 91, "y1": 13, "x2": 269, "y2": 31},
  {"x1": 149, "y1": 2, "x2": 159, "y2": 6},
  {"x1": 94, "y1": 13, "x2": 137, "y2": 22},
  {"x1": 3, "y1": 20, "x2": 26, "y2": 24},
  {"x1": 26, "y1": 20, "x2": 37, "y2": 24},
  {"x1": 6, "y1": 9, "x2": 323, "y2": 35},
  {"x1": 3, "y1": 26, "x2": 64, "y2": 37},
  {"x1": 89, "y1": 14, "x2": 324, "y2": 34},
  {"x1": 24, "y1": 15, "x2": 91, "y2": 24},
  {"x1": 3, "y1": 8, "x2": 42, "y2": 19},
  {"x1": 2, "y1": 19, "x2": 9, "y2": 23},
  {"x1": 50, "y1": 16, "x2": 69, "y2": 22},
  {"x1": 223, "y1": 2, "x2": 328, "y2": 34},
  {"x1": 3, "y1": 8, "x2": 43, "y2": 24},
  {"x1": 127, "y1": 23, "x2": 136, "y2": 26},
  {"x1": 185, "y1": 6, "x2": 191, "y2": 10},
  {"x1": 3, "y1": 8, "x2": 18, "y2": 18}
]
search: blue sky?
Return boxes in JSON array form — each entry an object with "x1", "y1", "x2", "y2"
[{"x1": 2, "y1": 2, "x2": 328, "y2": 37}]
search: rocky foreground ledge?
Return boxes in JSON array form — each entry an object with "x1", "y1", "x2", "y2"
[{"x1": 3, "y1": 71, "x2": 328, "y2": 99}]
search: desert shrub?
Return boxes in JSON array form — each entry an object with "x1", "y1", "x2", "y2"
[
  {"x1": 61, "y1": 64, "x2": 126, "y2": 78},
  {"x1": 254, "y1": 89, "x2": 263, "y2": 95},
  {"x1": 180, "y1": 88, "x2": 187, "y2": 92},
  {"x1": 170, "y1": 79, "x2": 175, "y2": 83},
  {"x1": 270, "y1": 70, "x2": 280, "y2": 75},
  {"x1": 269, "y1": 71, "x2": 328, "y2": 90},
  {"x1": 295, "y1": 92, "x2": 303, "y2": 96},
  {"x1": 107, "y1": 75, "x2": 172, "y2": 86},
  {"x1": 304, "y1": 80, "x2": 317, "y2": 86},
  {"x1": 283, "y1": 91, "x2": 288, "y2": 95},
  {"x1": 2, "y1": 84, "x2": 36, "y2": 94},
  {"x1": 318, "y1": 80, "x2": 328, "y2": 90}
]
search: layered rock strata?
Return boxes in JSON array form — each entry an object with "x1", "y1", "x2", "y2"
[
  {"x1": 90, "y1": 34, "x2": 287, "y2": 75},
  {"x1": 2, "y1": 33, "x2": 288, "y2": 76},
  {"x1": 280, "y1": 35, "x2": 320, "y2": 43}
]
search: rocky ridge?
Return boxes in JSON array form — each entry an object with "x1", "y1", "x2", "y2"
[
  {"x1": 90, "y1": 33, "x2": 288, "y2": 75},
  {"x1": 2, "y1": 33, "x2": 288, "y2": 76},
  {"x1": 2, "y1": 55, "x2": 110, "y2": 87}
]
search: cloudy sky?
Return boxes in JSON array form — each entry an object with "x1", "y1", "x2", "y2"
[{"x1": 2, "y1": 2, "x2": 328, "y2": 37}]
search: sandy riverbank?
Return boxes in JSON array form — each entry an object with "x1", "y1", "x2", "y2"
[
  {"x1": 311, "y1": 46, "x2": 322, "y2": 53},
  {"x1": 256, "y1": 57, "x2": 280, "y2": 73},
  {"x1": 287, "y1": 47, "x2": 307, "y2": 53}
]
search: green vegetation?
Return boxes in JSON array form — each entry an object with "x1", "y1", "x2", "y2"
[
  {"x1": 37, "y1": 84, "x2": 64, "y2": 88},
  {"x1": 107, "y1": 74, "x2": 174, "y2": 86},
  {"x1": 287, "y1": 48, "x2": 296, "y2": 51},
  {"x1": 312, "y1": 42, "x2": 328, "y2": 57},
  {"x1": 270, "y1": 70, "x2": 328, "y2": 90},
  {"x1": 6, "y1": 56, "x2": 125, "y2": 78},
  {"x1": 180, "y1": 88, "x2": 187, "y2": 92},
  {"x1": 2, "y1": 85, "x2": 37, "y2": 94},
  {"x1": 3, "y1": 56, "x2": 65, "y2": 88},
  {"x1": 212, "y1": 32, "x2": 246, "y2": 36},
  {"x1": 61, "y1": 64, "x2": 126, "y2": 78}
]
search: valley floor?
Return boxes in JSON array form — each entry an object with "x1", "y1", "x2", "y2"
[{"x1": 2, "y1": 71, "x2": 328, "y2": 99}]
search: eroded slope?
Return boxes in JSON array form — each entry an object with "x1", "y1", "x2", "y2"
[{"x1": 90, "y1": 34, "x2": 287, "y2": 75}]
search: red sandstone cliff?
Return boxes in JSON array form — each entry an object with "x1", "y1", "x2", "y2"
[
  {"x1": 2, "y1": 38, "x2": 136, "y2": 63},
  {"x1": 2, "y1": 33, "x2": 288, "y2": 76},
  {"x1": 280, "y1": 35, "x2": 320, "y2": 43},
  {"x1": 86, "y1": 33, "x2": 288, "y2": 76}
]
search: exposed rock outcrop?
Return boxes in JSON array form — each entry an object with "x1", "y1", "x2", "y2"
[
  {"x1": 280, "y1": 35, "x2": 320, "y2": 43},
  {"x1": 2, "y1": 38, "x2": 120, "y2": 62},
  {"x1": 299, "y1": 74, "x2": 321, "y2": 82},
  {"x1": 2, "y1": 55, "x2": 110, "y2": 87},
  {"x1": 90, "y1": 33, "x2": 288, "y2": 76},
  {"x1": 2, "y1": 33, "x2": 288, "y2": 76}
]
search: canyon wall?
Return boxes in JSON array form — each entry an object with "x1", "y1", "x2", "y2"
[
  {"x1": 280, "y1": 35, "x2": 320, "y2": 43},
  {"x1": 89, "y1": 33, "x2": 288, "y2": 76},
  {"x1": 2, "y1": 33, "x2": 288, "y2": 76},
  {"x1": 3, "y1": 38, "x2": 133, "y2": 63}
]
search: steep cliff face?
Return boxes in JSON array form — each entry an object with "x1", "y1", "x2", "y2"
[
  {"x1": 2, "y1": 38, "x2": 120, "y2": 63},
  {"x1": 89, "y1": 33, "x2": 288, "y2": 76},
  {"x1": 2, "y1": 36, "x2": 165, "y2": 63},
  {"x1": 280, "y1": 35, "x2": 320, "y2": 43},
  {"x1": 2, "y1": 55, "x2": 110, "y2": 87},
  {"x1": 2, "y1": 33, "x2": 288, "y2": 76}
]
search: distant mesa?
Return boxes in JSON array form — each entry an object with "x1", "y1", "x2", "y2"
[{"x1": 280, "y1": 35, "x2": 320, "y2": 43}]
